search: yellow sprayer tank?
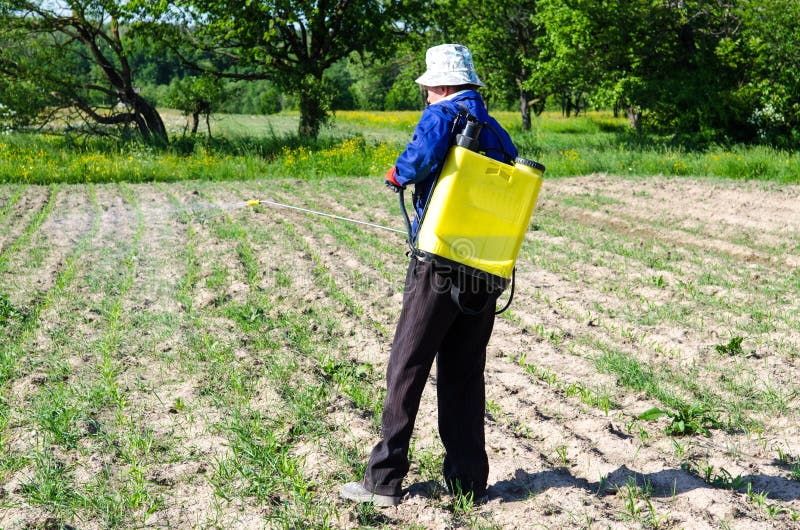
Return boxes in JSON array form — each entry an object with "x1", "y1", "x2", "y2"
[{"x1": 416, "y1": 146, "x2": 544, "y2": 280}]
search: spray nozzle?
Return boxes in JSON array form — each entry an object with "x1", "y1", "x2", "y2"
[{"x1": 247, "y1": 200, "x2": 261, "y2": 207}]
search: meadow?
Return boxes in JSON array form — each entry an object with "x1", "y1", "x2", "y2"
[
  {"x1": 2, "y1": 110, "x2": 800, "y2": 185},
  {"x1": 1, "y1": 111, "x2": 799, "y2": 529}
]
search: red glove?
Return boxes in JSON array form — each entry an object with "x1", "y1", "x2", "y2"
[{"x1": 384, "y1": 166, "x2": 404, "y2": 192}]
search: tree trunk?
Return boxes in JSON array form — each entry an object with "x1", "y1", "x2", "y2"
[
  {"x1": 299, "y1": 91, "x2": 325, "y2": 138},
  {"x1": 627, "y1": 106, "x2": 640, "y2": 129},
  {"x1": 191, "y1": 112, "x2": 200, "y2": 135},
  {"x1": 131, "y1": 94, "x2": 168, "y2": 143},
  {"x1": 519, "y1": 88, "x2": 531, "y2": 132}
]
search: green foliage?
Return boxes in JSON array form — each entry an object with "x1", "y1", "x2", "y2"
[
  {"x1": 165, "y1": 75, "x2": 228, "y2": 135},
  {"x1": 638, "y1": 403, "x2": 722, "y2": 437},
  {"x1": 141, "y1": 0, "x2": 416, "y2": 138},
  {"x1": 683, "y1": 461, "x2": 747, "y2": 491},
  {"x1": 726, "y1": 0, "x2": 800, "y2": 146},
  {"x1": 0, "y1": 30, "x2": 74, "y2": 127},
  {"x1": 0, "y1": 1, "x2": 167, "y2": 142},
  {"x1": 714, "y1": 336, "x2": 746, "y2": 356},
  {"x1": 323, "y1": 59, "x2": 357, "y2": 111},
  {"x1": 3, "y1": 111, "x2": 800, "y2": 185},
  {"x1": 384, "y1": 70, "x2": 423, "y2": 111},
  {"x1": 530, "y1": 0, "x2": 800, "y2": 146},
  {"x1": 0, "y1": 292, "x2": 26, "y2": 327},
  {"x1": 442, "y1": 0, "x2": 543, "y2": 128},
  {"x1": 2, "y1": 0, "x2": 800, "y2": 146}
]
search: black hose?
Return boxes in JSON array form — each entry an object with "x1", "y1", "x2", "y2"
[
  {"x1": 495, "y1": 268, "x2": 515, "y2": 315},
  {"x1": 398, "y1": 188, "x2": 416, "y2": 254}
]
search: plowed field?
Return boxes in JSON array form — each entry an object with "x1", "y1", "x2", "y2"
[{"x1": 1, "y1": 175, "x2": 799, "y2": 529}]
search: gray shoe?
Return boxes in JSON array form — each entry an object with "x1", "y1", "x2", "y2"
[{"x1": 339, "y1": 481, "x2": 400, "y2": 507}]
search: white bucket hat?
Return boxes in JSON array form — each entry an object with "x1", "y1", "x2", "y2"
[{"x1": 415, "y1": 44, "x2": 485, "y2": 88}]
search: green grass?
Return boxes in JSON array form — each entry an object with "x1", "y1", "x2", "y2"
[{"x1": 2, "y1": 110, "x2": 800, "y2": 184}]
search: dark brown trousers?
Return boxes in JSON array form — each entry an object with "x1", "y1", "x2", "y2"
[{"x1": 362, "y1": 258, "x2": 498, "y2": 497}]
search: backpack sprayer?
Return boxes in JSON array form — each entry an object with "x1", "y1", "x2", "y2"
[
  {"x1": 246, "y1": 109, "x2": 544, "y2": 314},
  {"x1": 398, "y1": 107, "x2": 545, "y2": 314}
]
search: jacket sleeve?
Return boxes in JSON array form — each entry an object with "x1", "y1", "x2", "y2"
[{"x1": 393, "y1": 107, "x2": 453, "y2": 187}]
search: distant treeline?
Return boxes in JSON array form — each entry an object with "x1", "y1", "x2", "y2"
[{"x1": 1, "y1": 1, "x2": 798, "y2": 147}]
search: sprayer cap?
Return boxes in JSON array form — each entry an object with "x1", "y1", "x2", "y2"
[{"x1": 515, "y1": 157, "x2": 546, "y2": 172}]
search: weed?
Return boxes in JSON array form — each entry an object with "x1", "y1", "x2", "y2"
[
  {"x1": 32, "y1": 384, "x2": 86, "y2": 449},
  {"x1": 619, "y1": 477, "x2": 644, "y2": 520},
  {"x1": 775, "y1": 446, "x2": 800, "y2": 481},
  {"x1": 20, "y1": 448, "x2": 80, "y2": 514},
  {"x1": 486, "y1": 398, "x2": 501, "y2": 421},
  {"x1": 0, "y1": 292, "x2": 28, "y2": 327},
  {"x1": 638, "y1": 403, "x2": 722, "y2": 437},
  {"x1": 451, "y1": 486, "x2": 475, "y2": 518},
  {"x1": 355, "y1": 501, "x2": 391, "y2": 526},
  {"x1": 714, "y1": 336, "x2": 748, "y2": 356},
  {"x1": 415, "y1": 447, "x2": 445, "y2": 490}
]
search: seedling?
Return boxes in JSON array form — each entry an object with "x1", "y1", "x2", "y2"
[
  {"x1": 486, "y1": 399, "x2": 501, "y2": 421},
  {"x1": 685, "y1": 461, "x2": 746, "y2": 490},
  {"x1": 355, "y1": 501, "x2": 390, "y2": 526},
  {"x1": 710, "y1": 468, "x2": 747, "y2": 490},
  {"x1": 451, "y1": 487, "x2": 475, "y2": 518},
  {"x1": 746, "y1": 483, "x2": 769, "y2": 507},
  {"x1": 596, "y1": 474, "x2": 608, "y2": 496},
  {"x1": 618, "y1": 476, "x2": 652, "y2": 521},
  {"x1": 554, "y1": 445, "x2": 569, "y2": 467},
  {"x1": 671, "y1": 439, "x2": 686, "y2": 459}
]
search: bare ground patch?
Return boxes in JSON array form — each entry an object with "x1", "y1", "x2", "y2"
[{"x1": 2, "y1": 175, "x2": 799, "y2": 529}]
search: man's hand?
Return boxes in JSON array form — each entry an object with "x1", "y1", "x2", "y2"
[
  {"x1": 385, "y1": 180, "x2": 404, "y2": 193},
  {"x1": 384, "y1": 166, "x2": 404, "y2": 193}
]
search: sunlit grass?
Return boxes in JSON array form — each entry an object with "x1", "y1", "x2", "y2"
[{"x1": 1, "y1": 109, "x2": 800, "y2": 184}]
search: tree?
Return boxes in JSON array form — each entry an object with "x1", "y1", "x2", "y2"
[
  {"x1": 0, "y1": 1, "x2": 167, "y2": 142},
  {"x1": 166, "y1": 75, "x2": 228, "y2": 136},
  {"x1": 0, "y1": 29, "x2": 55, "y2": 127},
  {"x1": 144, "y1": 0, "x2": 411, "y2": 138},
  {"x1": 723, "y1": 0, "x2": 800, "y2": 145},
  {"x1": 532, "y1": 0, "x2": 667, "y2": 127},
  {"x1": 418, "y1": 0, "x2": 544, "y2": 127},
  {"x1": 455, "y1": 0, "x2": 544, "y2": 130},
  {"x1": 532, "y1": 0, "x2": 745, "y2": 140},
  {"x1": 343, "y1": 51, "x2": 423, "y2": 111}
]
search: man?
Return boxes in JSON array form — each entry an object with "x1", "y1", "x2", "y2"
[{"x1": 340, "y1": 43, "x2": 518, "y2": 507}]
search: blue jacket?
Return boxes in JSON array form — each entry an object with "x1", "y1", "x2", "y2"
[{"x1": 393, "y1": 90, "x2": 518, "y2": 232}]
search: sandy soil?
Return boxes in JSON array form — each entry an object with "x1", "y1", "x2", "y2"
[{"x1": 1, "y1": 174, "x2": 798, "y2": 529}]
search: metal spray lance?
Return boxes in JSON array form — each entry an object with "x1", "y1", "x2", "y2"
[{"x1": 245, "y1": 199, "x2": 404, "y2": 234}]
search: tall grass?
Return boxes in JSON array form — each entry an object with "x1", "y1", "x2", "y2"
[
  {"x1": 506, "y1": 111, "x2": 800, "y2": 183},
  {"x1": 1, "y1": 110, "x2": 799, "y2": 184}
]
